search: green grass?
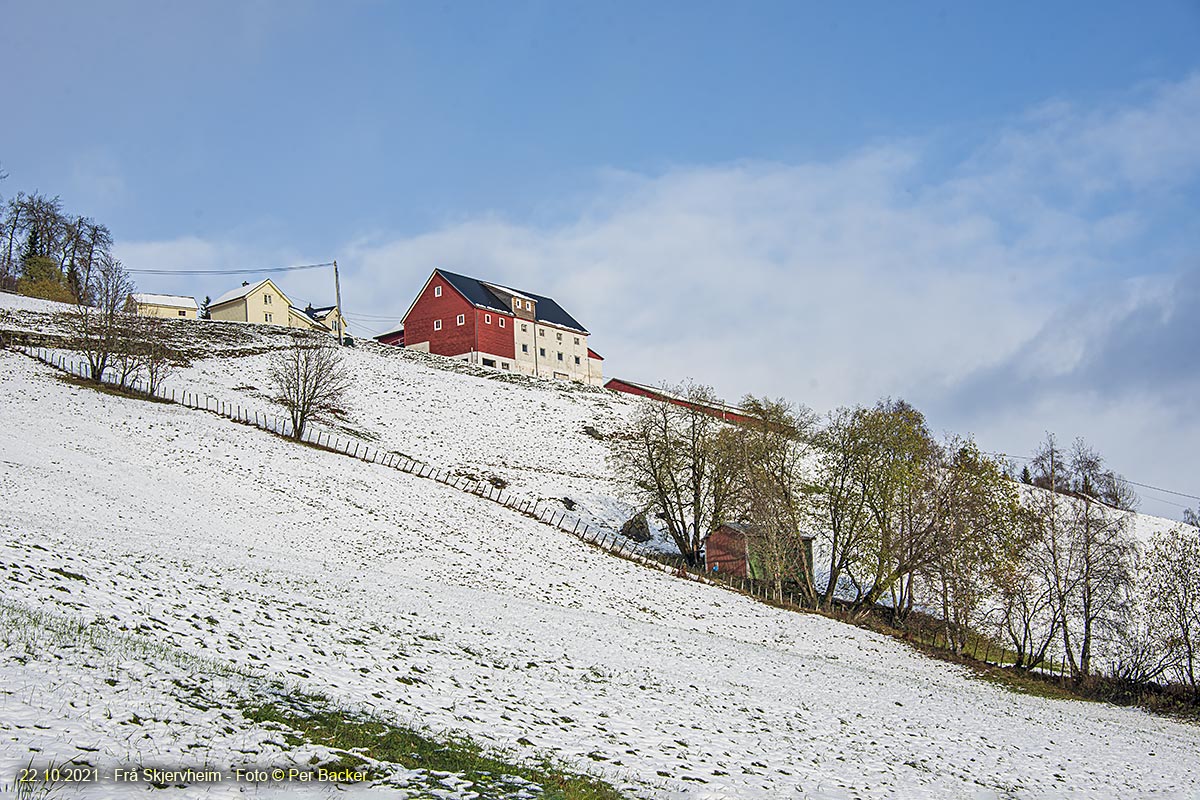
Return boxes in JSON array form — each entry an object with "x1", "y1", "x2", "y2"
[{"x1": 243, "y1": 696, "x2": 631, "y2": 800}]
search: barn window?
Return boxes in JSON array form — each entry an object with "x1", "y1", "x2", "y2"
[
  {"x1": 525, "y1": 300, "x2": 531, "y2": 310},
  {"x1": 434, "y1": 286, "x2": 442, "y2": 297},
  {"x1": 499, "y1": 317, "x2": 505, "y2": 328},
  {"x1": 456, "y1": 314, "x2": 465, "y2": 326},
  {"x1": 434, "y1": 319, "x2": 442, "y2": 330},
  {"x1": 485, "y1": 314, "x2": 492, "y2": 324},
  {"x1": 514, "y1": 299, "x2": 520, "y2": 308}
]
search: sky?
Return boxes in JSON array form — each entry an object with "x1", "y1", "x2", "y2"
[{"x1": 2, "y1": 1, "x2": 1198, "y2": 519}]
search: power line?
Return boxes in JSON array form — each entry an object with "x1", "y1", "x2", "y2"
[
  {"x1": 984, "y1": 450, "x2": 1199, "y2": 503},
  {"x1": 127, "y1": 261, "x2": 334, "y2": 276}
]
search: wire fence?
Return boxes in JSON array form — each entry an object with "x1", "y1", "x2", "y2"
[
  {"x1": 11, "y1": 345, "x2": 715, "y2": 579},
  {"x1": 11, "y1": 340, "x2": 1090, "y2": 677}
]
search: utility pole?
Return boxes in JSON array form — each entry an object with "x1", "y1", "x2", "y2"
[{"x1": 333, "y1": 259, "x2": 344, "y2": 346}]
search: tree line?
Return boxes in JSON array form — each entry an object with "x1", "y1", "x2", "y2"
[
  {"x1": 610, "y1": 383, "x2": 1200, "y2": 695},
  {"x1": 1, "y1": 176, "x2": 114, "y2": 303}
]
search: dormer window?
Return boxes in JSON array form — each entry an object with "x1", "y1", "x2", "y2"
[{"x1": 434, "y1": 285, "x2": 442, "y2": 297}]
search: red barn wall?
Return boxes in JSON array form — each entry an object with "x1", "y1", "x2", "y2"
[
  {"x1": 705, "y1": 526, "x2": 748, "y2": 577},
  {"x1": 474, "y1": 309, "x2": 516, "y2": 359},
  {"x1": 404, "y1": 274, "x2": 475, "y2": 357},
  {"x1": 605, "y1": 379, "x2": 756, "y2": 425}
]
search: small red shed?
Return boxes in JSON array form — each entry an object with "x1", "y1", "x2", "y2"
[{"x1": 705, "y1": 523, "x2": 755, "y2": 577}]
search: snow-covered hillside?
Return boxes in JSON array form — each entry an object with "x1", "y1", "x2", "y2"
[{"x1": 3, "y1": 316, "x2": 1200, "y2": 796}]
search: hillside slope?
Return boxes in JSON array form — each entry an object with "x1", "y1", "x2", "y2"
[{"x1": 2, "y1": 348, "x2": 1200, "y2": 797}]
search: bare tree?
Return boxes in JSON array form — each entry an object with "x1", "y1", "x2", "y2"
[
  {"x1": 810, "y1": 406, "x2": 874, "y2": 610},
  {"x1": 1145, "y1": 524, "x2": 1200, "y2": 692},
  {"x1": 609, "y1": 382, "x2": 730, "y2": 566},
  {"x1": 989, "y1": 504, "x2": 1062, "y2": 670},
  {"x1": 68, "y1": 253, "x2": 135, "y2": 382},
  {"x1": 269, "y1": 334, "x2": 353, "y2": 439},
  {"x1": 922, "y1": 438, "x2": 1021, "y2": 654},
  {"x1": 143, "y1": 323, "x2": 178, "y2": 395},
  {"x1": 724, "y1": 396, "x2": 817, "y2": 603}
]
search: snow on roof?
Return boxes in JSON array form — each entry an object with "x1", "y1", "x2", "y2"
[
  {"x1": 211, "y1": 278, "x2": 275, "y2": 307},
  {"x1": 480, "y1": 281, "x2": 535, "y2": 303},
  {"x1": 131, "y1": 293, "x2": 198, "y2": 310}
]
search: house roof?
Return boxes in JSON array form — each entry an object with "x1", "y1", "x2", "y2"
[
  {"x1": 210, "y1": 278, "x2": 288, "y2": 308},
  {"x1": 131, "y1": 293, "x2": 198, "y2": 310},
  {"x1": 436, "y1": 269, "x2": 589, "y2": 334},
  {"x1": 587, "y1": 348, "x2": 604, "y2": 360},
  {"x1": 704, "y1": 522, "x2": 815, "y2": 542}
]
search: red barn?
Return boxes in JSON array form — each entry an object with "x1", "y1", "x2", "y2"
[
  {"x1": 385, "y1": 269, "x2": 604, "y2": 385},
  {"x1": 704, "y1": 523, "x2": 815, "y2": 584},
  {"x1": 705, "y1": 523, "x2": 756, "y2": 577},
  {"x1": 605, "y1": 378, "x2": 755, "y2": 425}
]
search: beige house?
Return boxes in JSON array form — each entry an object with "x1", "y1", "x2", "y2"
[
  {"x1": 301, "y1": 305, "x2": 351, "y2": 339},
  {"x1": 128, "y1": 293, "x2": 198, "y2": 319},
  {"x1": 209, "y1": 279, "x2": 294, "y2": 326},
  {"x1": 208, "y1": 279, "x2": 346, "y2": 338}
]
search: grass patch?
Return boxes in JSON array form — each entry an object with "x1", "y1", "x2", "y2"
[
  {"x1": 243, "y1": 696, "x2": 630, "y2": 800},
  {"x1": 54, "y1": 372, "x2": 174, "y2": 404}
]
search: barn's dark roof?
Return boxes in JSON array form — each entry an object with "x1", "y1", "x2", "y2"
[{"x1": 437, "y1": 269, "x2": 589, "y2": 333}]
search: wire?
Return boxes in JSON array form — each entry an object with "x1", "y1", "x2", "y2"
[
  {"x1": 983, "y1": 450, "x2": 1199, "y2": 503},
  {"x1": 128, "y1": 261, "x2": 334, "y2": 276}
]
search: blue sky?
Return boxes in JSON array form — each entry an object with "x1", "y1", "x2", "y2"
[{"x1": 3, "y1": 1, "x2": 1199, "y2": 518}]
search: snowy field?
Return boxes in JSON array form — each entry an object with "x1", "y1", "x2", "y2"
[{"x1": 3, "y1": 341, "x2": 1200, "y2": 796}]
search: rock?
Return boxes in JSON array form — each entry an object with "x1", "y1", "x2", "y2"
[{"x1": 619, "y1": 512, "x2": 652, "y2": 543}]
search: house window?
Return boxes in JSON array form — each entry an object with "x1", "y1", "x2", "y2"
[
  {"x1": 557, "y1": 352, "x2": 563, "y2": 361},
  {"x1": 482, "y1": 358, "x2": 496, "y2": 368},
  {"x1": 456, "y1": 314, "x2": 465, "y2": 325},
  {"x1": 434, "y1": 286, "x2": 442, "y2": 297},
  {"x1": 514, "y1": 299, "x2": 520, "y2": 309},
  {"x1": 539, "y1": 329, "x2": 545, "y2": 336},
  {"x1": 434, "y1": 319, "x2": 442, "y2": 331},
  {"x1": 539, "y1": 347, "x2": 545, "y2": 357},
  {"x1": 525, "y1": 300, "x2": 531, "y2": 310},
  {"x1": 485, "y1": 314, "x2": 491, "y2": 324},
  {"x1": 521, "y1": 324, "x2": 528, "y2": 332},
  {"x1": 501, "y1": 362, "x2": 510, "y2": 370},
  {"x1": 556, "y1": 332, "x2": 562, "y2": 341},
  {"x1": 499, "y1": 317, "x2": 505, "y2": 328},
  {"x1": 265, "y1": 312, "x2": 273, "y2": 322},
  {"x1": 264, "y1": 294, "x2": 272, "y2": 304},
  {"x1": 574, "y1": 355, "x2": 581, "y2": 365},
  {"x1": 178, "y1": 310, "x2": 186, "y2": 317},
  {"x1": 522, "y1": 344, "x2": 529, "y2": 353},
  {"x1": 574, "y1": 337, "x2": 579, "y2": 345}
]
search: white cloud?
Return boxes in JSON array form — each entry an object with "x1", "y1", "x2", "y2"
[{"x1": 117, "y1": 73, "x2": 1200, "y2": 519}]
